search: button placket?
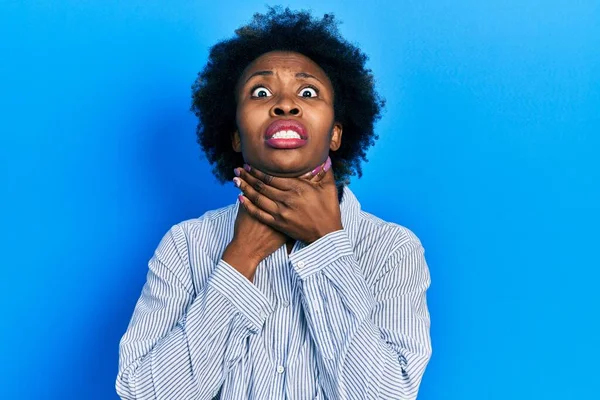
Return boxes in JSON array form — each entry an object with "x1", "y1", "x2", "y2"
[{"x1": 268, "y1": 248, "x2": 292, "y2": 308}]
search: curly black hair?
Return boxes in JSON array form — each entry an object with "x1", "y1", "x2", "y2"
[{"x1": 191, "y1": 6, "x2": 385, "y2": 186}]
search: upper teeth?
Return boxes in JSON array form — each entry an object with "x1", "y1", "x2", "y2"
[{"x1": 271, "y1": 130, "x2": 302, "y2": 139}]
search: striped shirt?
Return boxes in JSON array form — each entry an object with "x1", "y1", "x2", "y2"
[{"x1": 116, "y1": 185, "x2": 432, "y2": 399}]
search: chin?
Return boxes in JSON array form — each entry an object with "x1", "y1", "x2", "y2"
[
  {"x1": 268, "y1": 168, "x2": 305, "y2": 178},
  {"x1": 260, "y1": 159, "x2": 308, "y2": 176}
]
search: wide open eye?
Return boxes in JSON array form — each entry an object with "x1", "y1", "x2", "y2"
[
  {"x1": 250, "y1": 86, "x2": 272, "y2": 98},
  {"x1": 299, "y1": 86, "x2": 319, "y2": 98}
]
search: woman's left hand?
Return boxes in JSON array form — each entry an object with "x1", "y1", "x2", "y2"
[{"x1": 234, "y1": 162, "x2": 343, "y2": 244}]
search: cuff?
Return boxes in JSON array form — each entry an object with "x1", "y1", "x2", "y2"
[
  {"x1": 291, "y1": 229, "x2": 376, "y2": 321},
  {"x1": 210, "y1": 259, "x2": 275, "y2": 332},
  {"x1": 288, "y1": 229, "x2": 354, "y2": 280}
]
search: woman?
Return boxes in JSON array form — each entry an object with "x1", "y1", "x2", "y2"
[{"x1": 117, "y1": 7, "x2": 432, "y2": 400}]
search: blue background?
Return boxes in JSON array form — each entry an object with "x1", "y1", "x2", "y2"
[{"x1": 1, "y1": 1, "x2": 598, "y2": 399}]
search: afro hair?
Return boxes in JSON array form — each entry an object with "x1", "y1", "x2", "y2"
[{"x1": 191, "y1": 6, "x2": 385, "y2": 187}]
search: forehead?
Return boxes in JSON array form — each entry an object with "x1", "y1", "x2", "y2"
[{"x1": 240, "y1": 51, "x2": 331, "y2": 84}]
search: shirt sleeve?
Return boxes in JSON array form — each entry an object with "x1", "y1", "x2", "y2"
[
  {"x1": 116, "y1": 224, "x2": 275, "y2": 400},
  {"x1": 288, "y1": 229, "x2": 432, "y2": 400}
]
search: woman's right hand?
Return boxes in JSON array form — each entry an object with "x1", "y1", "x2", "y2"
[{"x1": 222, "y1": 157, "x2": 331, "y2": 281}]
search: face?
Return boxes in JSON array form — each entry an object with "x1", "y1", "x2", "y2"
[{"x1": 233, "y1": 51, "x2": 342, "y2": 177}]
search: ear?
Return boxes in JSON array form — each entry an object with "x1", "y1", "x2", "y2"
[
  {"x1": 329, "y1": 122, "x2": 343, "y2": 151},
  {"x1": 232, "y1": 130, "x2": 242, "y2": 152}
]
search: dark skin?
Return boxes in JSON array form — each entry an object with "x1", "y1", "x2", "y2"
[
  {"x1": 221, "y1": 51, "x2": 344, "y2": 281},
  {"x1": 232, "y1": 51, "x2": 343, "y2": 177}
]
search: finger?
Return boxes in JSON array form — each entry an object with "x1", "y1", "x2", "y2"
[
  {"x1": 317, "y1": 163, "x2": 336, "y2": 185},
  {"x1": 237, "y1": 167, "x2": 288, "y2": 199},
  {"x1": 238, "y1": 194, "x2": 279, "y2": 227},
  {"x1": 233, "y1": 176, "x2": 280, "y2": 216},
  {"x1": 307, "y1": 160, "x2": 326, "y2": 182},
  {"x1": 298, "y1": 169, "x2": 314, "y2": 180},
  {"x1": 299, "y1": 157, "x2": 329, "y2": 180},
  {"x1": 299, "y1": 167, "x2": 323, "y2": 181},
  {"x1": 309, "y1": 156, "x2": 332, "y2": 183},
  {"x1": 310, "y1": 166, "x2": 327, "y2": 182},
  {"x1": 243, "y1": 164, "x2": 295, "y2": 191}
]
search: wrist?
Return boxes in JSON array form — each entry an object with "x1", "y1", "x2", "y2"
[
  {"x1": 308, "y1": 224, "x2": 344, "y2": 244},
  {"x1": 222, "y1": 244, "x2": 260, "y2": 281}
]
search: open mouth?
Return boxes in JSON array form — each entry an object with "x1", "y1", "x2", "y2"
[{"x1": 264, "y1": 119, "x2": 308, "y2": 149}]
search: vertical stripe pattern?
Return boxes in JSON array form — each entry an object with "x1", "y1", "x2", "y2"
[{"x1": 116, "y1": 185, "x2": 432, "y2": 399}]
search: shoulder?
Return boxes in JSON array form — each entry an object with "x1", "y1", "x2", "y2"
[
  {"x1": 175, "y1": 203, "x2": 236, "y2": 246},
  {"x1": 353, "y1": 209, "x2": 426, "y2": 287},
  {"x1": 356, "y1": 209, "x2": 424, "y2": 254},
  {"x1": 156, "y1": 202, "x2": 237, "y2": 294},
  {"x1": 174, "y1": 201, "x2": 238, "y2": 263}
]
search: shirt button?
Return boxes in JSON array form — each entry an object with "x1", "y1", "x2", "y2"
[
  {"x1": 297, "y1": 261, "x2": 305, "y2": 268},
  {"x1": 276, "y1": 365, "x2": 285, "y2": 374}
]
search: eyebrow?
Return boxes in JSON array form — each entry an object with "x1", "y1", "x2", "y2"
[{"x1": 244, "y1": 70, "x2": 323, "y2": 85}]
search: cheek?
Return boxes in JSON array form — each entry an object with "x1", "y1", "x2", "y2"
[
  {"x1": 307, "y1": 105, "x2": 336, "y2": 133},
  {"x1": 237, "y1": 103, "x2": 267, "y2": 132}
]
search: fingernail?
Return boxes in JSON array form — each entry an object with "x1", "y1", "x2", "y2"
[
  {"x1": 233, "y1": 177, "x2": 241, "y2": 187},
  {"x1": 238, "y1": 194, "x2": 244, "y2": 203},
  {"x1": 234, "y1": 168, "x2": 240, "y2": 177},
  {"x1": 311, "y1": 165, "x2": 323, "y2": 176},
  {"x1": 324, "y1": 156, "x2": 332, "y2": 172},
  {"x1": 243, "y1": 164, "x2": 251, "y2": 172}
]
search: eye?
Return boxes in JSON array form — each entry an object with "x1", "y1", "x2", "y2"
[
  {"x1": 250, "y1": 86, "x2": 272, "y2": 98},
  {"x1": 299, "y1": 86, "x2": 319, "y2": 98}
]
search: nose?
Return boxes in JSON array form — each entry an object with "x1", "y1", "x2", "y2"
[{"x1": 270, "y1": 93, "x2": 302, "y2": 117}]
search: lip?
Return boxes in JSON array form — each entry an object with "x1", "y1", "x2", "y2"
[
  {"x1": 264, "y1": 119, "x2": 308, "y2": 140},
  {"x1": 265, "y1": 137, "x2": 308, "y2": 149}
]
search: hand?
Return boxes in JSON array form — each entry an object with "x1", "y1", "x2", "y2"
[
  {"x1": 234, "y1": 157, "x2": 343, "y2": 245},
  {"x1": 223, "y1": 157, "x2": 332, "y2": 281}
]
